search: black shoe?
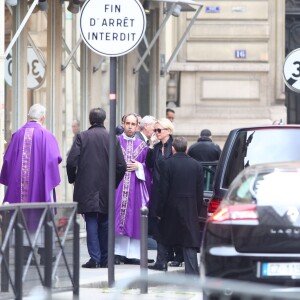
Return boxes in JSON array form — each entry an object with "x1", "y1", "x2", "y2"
[
  {"x1": 81, "y1": 259, "x2": 101, "y2": 268},
  {"x1": 100, "y1": 262, "x2": 108, "y2": 268},
  {"x1": 148, "y1": 263, "x2": 168, "y2": 271},
  {"x1": 23, "y1": 246, "x2": 35, "y2": 266},
  {"x1": 114, "y1": 255, "x2": 123, "y2": 265},
  {"x1": 40, "y1": 255, "x2": 56, "y2": 266},
  {"x1": 23, "y1": 257, "x2": 37, "y2": 266},
  {"x1": 123, "y1": 258, "x2": 140, "y2": 265},
  {"x1": 122, "y1": 258, "x2": 154, "y2": 264},
  {"x1": 169, "y1": 260, "x2": 183, "y2": 267}
]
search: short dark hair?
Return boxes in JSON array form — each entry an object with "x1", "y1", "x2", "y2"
[
  {"x1": 166, "y1": 108, "x2": 175, "y2": 114},
  {"x1": 172, "y1": 136, "x2": 187, "y2": 153},
  {"x1": 89, "y1": 108, "x2": 106, "y2": 125},
  {"x1": 200, "y1": 129, "x2": 212, "y2": 137}
]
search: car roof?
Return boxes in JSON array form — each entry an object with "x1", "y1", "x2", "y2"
[
  {"x1": 241, "y1": 160, "x2": 300, "y2": 172},
  {"x1": 229, "y1": 125, "x2": 300, "y2": 132}
]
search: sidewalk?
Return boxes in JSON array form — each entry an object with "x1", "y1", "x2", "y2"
[
  {"x1": 77, "y1": 241, "x2": 203, "y2": 299},
  {"x1": 31, "y1": 239, "x2": 204, "y2": 300}
]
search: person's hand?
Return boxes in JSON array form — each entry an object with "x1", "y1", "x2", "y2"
[
  {"x1": 127, "y1": 159, "x2": 138, "y2": 172},
  {"x1": 149, "y1": 133, "x2": 158, "y2": 148}
]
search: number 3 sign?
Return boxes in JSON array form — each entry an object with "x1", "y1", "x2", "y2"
[
  {"x1": 5, "y1": 47, "x2": 46, "y2": 90},
  {"x1": 283, "y1": 48, "x2": 300, "y2": 93}
]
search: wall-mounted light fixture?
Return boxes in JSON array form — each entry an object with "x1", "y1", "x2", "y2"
[
  {"x1": 172, "y1": 4, "x2": 181, "y2": 17},
  {"x1": 38, "y1": 0, "x2": 48, "y2": 11},
  {"x1": 167, "y1": 72, "x2": 178, "y2": 107},
  {"x1": 165, "y1": 1, "x2": 196, "y2": 17},
  {"x1": 143, "y1": 0, "x2": 152, "y2": 14},
  {"x1": 5, "y1": 0, "x2": 18, "y2": 6},
  {"x1": 67, "y1": 0, "x2": 81, "y2": 14}
]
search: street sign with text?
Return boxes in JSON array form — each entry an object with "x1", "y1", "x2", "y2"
[
  {"x1": 5, "y1": 47, "x2": 46, "y2": 90},
  {"x1": 283, "y1": 48, "x2": 300, "y2": 93},
  {"x1": 80, "y1": 0, "x2": 146, "y2": 57}
]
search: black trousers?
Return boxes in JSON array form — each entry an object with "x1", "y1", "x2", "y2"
[
  {"x1": 183, "y1": 247, "x2": 199, "y2": 276},
  {"x1": 149, "y1": 217, "x2": 184, "y2": 266},
  {"x1": 170, "y1": 246, "x2": 184, "y2": 262},
  {"x1": 155, "y1": 242, "x2": 169, "y2": 265}
]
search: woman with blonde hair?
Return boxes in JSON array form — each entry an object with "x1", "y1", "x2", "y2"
[{"x1": 146, "y1": 118, "x2": 175, "y2": 271}]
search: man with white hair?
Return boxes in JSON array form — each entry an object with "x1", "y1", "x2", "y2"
[
  {"x1": 0, "y1": 103, "x2": 62, "y2": 204},
  {"x1": 135, "y1": 115, "x2": 156, "y2": 145},
  {"x1": 0, "y1": 103, "x2": 62, "y2": 265}
]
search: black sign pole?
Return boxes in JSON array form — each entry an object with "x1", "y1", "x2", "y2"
[{"x1": 108, "y1": 56, "x2": 117, "y2": 287}]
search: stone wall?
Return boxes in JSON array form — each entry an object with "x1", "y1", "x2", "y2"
[{"x1": 168, "y1": 0, "x2": 286, "y2": 148}]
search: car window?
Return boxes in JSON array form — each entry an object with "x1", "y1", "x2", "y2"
[
  {"x1": 226, "y1": 175, "x2": 256, "y2": 203},
  {"x1": 222, "y1": 129, "x2": 300, "y2": 189},
  {"x1": 228, "y1": 170, "x2": 300, "y2": 205},
  {"x1": 254, "y1": 171, "x2": 300, "y2": 205},
  {"x1": 202, "y1": 162, "x2": 217, "y2": 192}
]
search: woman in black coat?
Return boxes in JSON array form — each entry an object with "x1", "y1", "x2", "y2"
[{"x1": 146, "y1": 118, "x2": 175, "y2": 270}]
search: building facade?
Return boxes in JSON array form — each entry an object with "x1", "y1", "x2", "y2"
[{"x1": 1, "y1": 0, "x2": 288, "y2": 201}]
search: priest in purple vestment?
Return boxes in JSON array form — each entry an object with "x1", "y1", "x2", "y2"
[
  {"x1": 115, "y1": 113, "x2": 152, "y2": 263},
  {"x1": 0, "y1": 103, "x2": 62, "y2": 204},
  {"x1": 0, "y1": 104, "x2": 62, "y2": 264}
]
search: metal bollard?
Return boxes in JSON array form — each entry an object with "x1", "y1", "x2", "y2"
[
  {"x1": 1, "y1": 210, "x2": 9, "y2": 292},
  {"x1": 140, "y1": 206, "x2": 148, "y2": 294},
  {"x1": 73, "y1": 219, "x2": 80, "y2": 296},
  {"x1": 15, "y1": 221, "x2": 24, "y2": 300},
  {"x1": 44, "y1": 217, "x2": 53, "y2": 290}
]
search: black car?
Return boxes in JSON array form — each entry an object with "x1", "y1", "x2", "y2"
[
  {"x1": 208, "y1": 125, "x2": 300, "y2": 216},
  {"x1": 201, "y1": 162, "x2": 300, "y2": 299}
]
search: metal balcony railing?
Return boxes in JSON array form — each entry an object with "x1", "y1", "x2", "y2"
[{"x1": 0, "y1": 203, "x2": 79, "y2": 300}]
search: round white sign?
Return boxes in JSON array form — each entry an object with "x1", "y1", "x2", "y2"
[
  {"x1": 283, "y1": 48, "x2": 300, "y2": 93},
  {"x1": 80, "y1": 0, "x2": 146, "y2": 57},
  {"x1": 5, "y1": 47, "x2": 46, "y2": 90}
]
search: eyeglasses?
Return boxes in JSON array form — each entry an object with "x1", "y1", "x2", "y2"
[{"x1": 154, "y1": 128, "x2": 167, "y2": 133}]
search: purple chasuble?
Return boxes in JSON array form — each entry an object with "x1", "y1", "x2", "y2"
[
  {"x1": 0, "y1": 121, "x2": 62, "y2": 204},
  {"x1": 115, "y1": 134, "x2": 151, "y2": 239}
]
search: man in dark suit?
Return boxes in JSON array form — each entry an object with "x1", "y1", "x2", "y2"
[
  {"x1": 152, "y1": 136, "x2": 203, "y2": 275},
  {"x1": 67, "y1": 108, "x2": 126, "y2": 268},
  {"x1": 135, "y1": 115, "x2": 156, "y2": 145}
]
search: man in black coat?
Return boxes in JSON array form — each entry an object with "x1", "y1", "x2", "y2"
[
  {"x1": 187, "y1": 129, "x2": 221, "y2": 162},
  {"x1": 66, "y1": 108, "x2": 126, "y2": 268},
  {"x1": 154, "y1": 136, "x2": 203, "y2": 275}
]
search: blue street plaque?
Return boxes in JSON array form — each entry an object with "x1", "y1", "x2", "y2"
[
  {"x1": 235, "y1": 50, "x2": 247, "y2": 59},
  {"x1": 205, "y1": 6, "x2": 220, "y2": 13}
]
